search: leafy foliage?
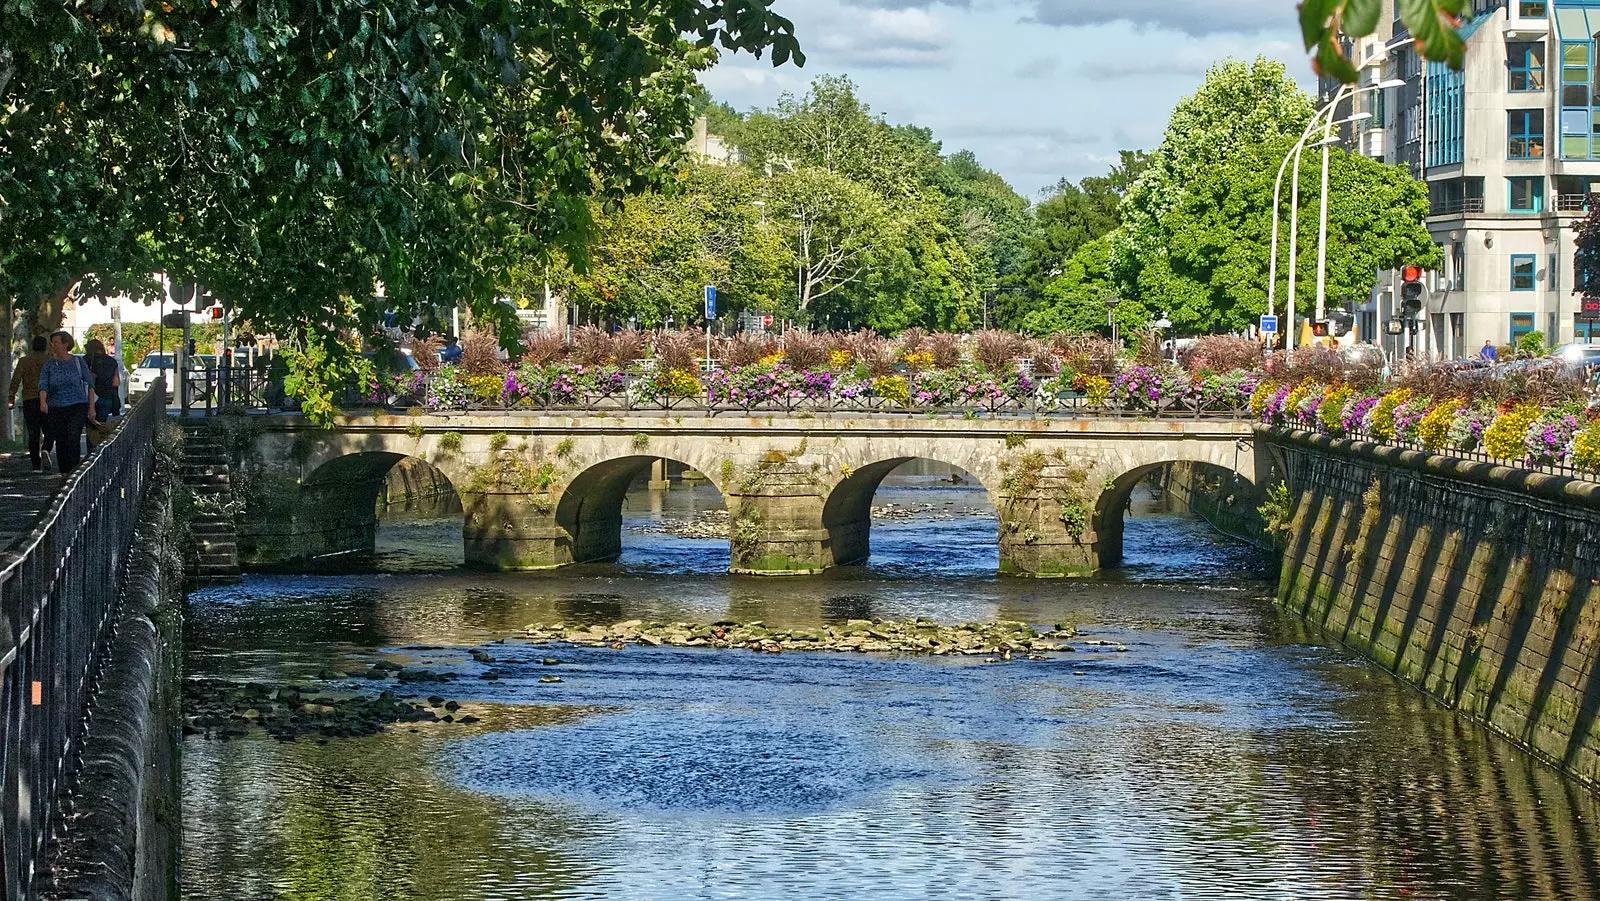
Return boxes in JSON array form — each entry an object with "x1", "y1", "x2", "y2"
[{"x1": 1301, "y1": 0, "x2": 1469, "y2": 82}]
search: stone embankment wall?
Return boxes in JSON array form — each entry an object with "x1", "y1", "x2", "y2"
[
  {"x1": 45, "y1": 461, "x2": 184, "y2": 900},
  {"x1": 1270, "y1": 430, "x2": 1600, "y2": 788},
  {"x1": 1162, "y1": 461, "x2": 1270, "y2": 549}
]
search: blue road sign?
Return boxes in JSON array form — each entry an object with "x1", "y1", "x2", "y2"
[
  {"x1": 704, "y1": 285, "x2": 717, "y2": 320},
  {"x1": 1259, "y1": 315, "x2": 1279, "y2": 334}
]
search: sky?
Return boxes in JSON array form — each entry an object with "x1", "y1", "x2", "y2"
[{"x1": 702, "y1": 0, "x2": 1316, "y2": 199}]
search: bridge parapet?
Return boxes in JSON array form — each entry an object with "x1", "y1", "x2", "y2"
[{"x1": 228, "y1": 412, "x2": 1262, "y2": 576}]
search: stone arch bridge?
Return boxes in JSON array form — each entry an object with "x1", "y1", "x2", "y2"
[{"x1": 229, "y1": 413, "x2": 1268, "y2": 577}]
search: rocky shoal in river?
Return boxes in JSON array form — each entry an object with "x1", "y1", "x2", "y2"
[
  {"x1": 184, "y1": 678, "x2": 481, "y2": 742},
  {"x1": 523, "y1": 618, "x2": 1117, "y2": 657}
]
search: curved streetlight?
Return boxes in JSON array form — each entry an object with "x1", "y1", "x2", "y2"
[{"x1": 1267, "y1": 77, "x2": 1405, "y2": 351}]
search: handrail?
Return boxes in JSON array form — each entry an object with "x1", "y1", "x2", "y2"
[{"x1": 0, "y1": 379, "x2": 166, "y2": 901}]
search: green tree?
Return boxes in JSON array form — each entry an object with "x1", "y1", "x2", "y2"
[
  {"x1": 1019, "y1": 238, "x2": 1147, "y2": 337},
  {"x1": 1152, "y1": 137, "x2": 1440, "y2": 332},
  {"x1": 2, "y1": 1, "x2": 803, "y2": 422},
  {"x1": 1112, "y1": 58, "x2": 1314, "y2": 319}
]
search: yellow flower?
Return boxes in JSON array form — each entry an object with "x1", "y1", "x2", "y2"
[
  {"x1": 1483, "y1": 404, "x2": 1539, "y2": 460},
  {"x1": 1574, "y1": 420, "x2": 1600, "y2": 471},
  {"x1": 1370, "y1": 387, "x2": 1413, "y2": 441},
  {"x1": 1082, "y1": 374, "x2": 1110, "y2": 406},
  {"x1": 759, "y1": 352, "x2": 785, "y2": 366},
  {"x1": 1320, "y1": 385, "x2": 1353, "y2": 433},
  {"x1": 660, "y1": 369, "x2": 701, "y2": 398},
  {"x1": 902, "y1": 351, "x2": 934, "y2": 370},
  {"x1": 1418, "y1": 398, "x2": 1462, "y2": 451},
  {"x1": 871, "y1": 375, "x2": 910, "y2": 405},
  {"x1": 828, "y1": 349, "x2": 853, "y2": 370},
  {"x1": 1250, "y1": 379, "x2": 1279, "y2": 419}
]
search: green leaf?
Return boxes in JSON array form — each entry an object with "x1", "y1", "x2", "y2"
[{"x1": 1344, "y1": 0, "x2": 1382, "y2": 37}]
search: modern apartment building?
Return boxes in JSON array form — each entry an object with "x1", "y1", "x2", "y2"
[{"x1": 1329, "y1": 0, "x2": 1600, "y2": 358}]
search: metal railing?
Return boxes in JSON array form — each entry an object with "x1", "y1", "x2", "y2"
[
  {"x1": 1429, "y1": 196, "x2": 1485, "y2": 216},
  {"x1": 201, "y1": 366, "x2": 1258, "y2": 421},
  {"x1": 0, "y1": 380, "x2": 165, "y2": 901},
  {"x1": 1558, "y1": 193, "x2": 1591, "y2": 212}
]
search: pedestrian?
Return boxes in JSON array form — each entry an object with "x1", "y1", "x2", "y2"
[
  {"x1": 1479, "y1": 339, "x2": 1498, "y2": 363},
  {"x1": 85, "y1": 338, "x2": 121, "y2": 421},
  {"x1": 8, "y1": 336, "x2": 52, "y2": 472},
  {"x1": 38, "y1": 331, "x2": 97, "y2": 475},
  {"x1": 106, "y1": 337, "x2": 129, "y2": 406},
  {"x1": 439, "y1": 335, "x2": 463, "y2": 363}
]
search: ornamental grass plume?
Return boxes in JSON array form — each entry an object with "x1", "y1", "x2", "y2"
[
  {"x1": 651, "y1": 329, "x2": 702, "y2": 373},
  {"x1": 924, "y1": 332, "x2": 962, "y2": 368},
  {"x1": 520, "y1": 330, "x2": 567, "y2": 366},
  {"x1": 845, "y1": 331, "x2": 898, "y2": 377},
  {"x1": 896, "y1": 327, "x2": 929, "y2": 359},
  {"x1": 460, "y1": 331, "x2": 507, "y2": 374},
  {"x1": 1182, "y1": 335, "x2": 1264, "y2": 374},
  {"x1": 609, "y1": 329, "x2": 647, "y2": 366},
  {"x1": 973, "y1": 329, "x2": 1027, "y2": 372},
  {"x1": 571, "y1": 326, "x2": 611, "y2": 366},
  {"x1": 1028, "y1": 341, "x2": 1062, "y2": 376},
  {"x1": 410, "y1": 336, "x2": 442, "y2": 369},
  {"x1": 782, "y1": 331, "x2": 831, "y2": 370},
  {"x1": 723, "y1": 333, "x2": 776, "y2": 367}
]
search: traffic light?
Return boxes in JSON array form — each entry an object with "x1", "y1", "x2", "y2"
[
  {"x1": 1400, "y1": 265, "x2": 1425, "y2": 315},
  {"x1": 1328, "y1": 310, "x2": 1355, "y2": 337},
  {"x1": 1310, "y1": 320, "x2": 1329, "y2": 337},
  {"x1": 208, "y1": 305, "x2": 224, "y2": 320}
]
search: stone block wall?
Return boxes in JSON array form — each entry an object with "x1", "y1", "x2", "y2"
[{"x1": 1271, "y1": 431, "x2": 1600, "y2": 788}]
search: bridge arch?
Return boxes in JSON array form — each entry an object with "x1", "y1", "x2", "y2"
[
  {"x1": 822, "y1": 456, "x2": 998, "y2": 568},
  {"x1": 553, "y1": 455, "x2": 728, "y2": 565},
  {"x1": 1092, "y1": 459, "x2": 1260, "y2": 569},
  {"x1": 242, "y1": 450, "x2": 461, "y2": 566}
]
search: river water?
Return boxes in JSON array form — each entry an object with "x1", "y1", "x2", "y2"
[{"x1": 182, "y1": 465, "x2": 1600, "y2": 901}]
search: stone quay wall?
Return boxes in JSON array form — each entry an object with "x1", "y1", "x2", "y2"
[
  {"x1": 44, "y1": 460, "x2": 184, "y2": 901},
  {"x1": 1269, "y1": 429, "x2": 1600, "y2": 788}
]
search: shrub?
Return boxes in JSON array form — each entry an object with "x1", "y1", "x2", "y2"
[
  {"x1": 1051, "y1": 333, "x2": 1118, "y2": 377},
  {"x1": 1517, "y1": 330, "x2": 1548, "y2": 357},
  {"x1": 611, "y1": 329, "x2": 647, "y2": 366},
  {"x1": 723, "y1": 334, "x2": 776, "y2": 367},
  {"x1": 896, "y1": 327, "x2": 929, "y2": 358},
  {"x1": 845, "y1": 331, "x2": 898, "y2": 376},
  {"x1": 571, "y1": 325, "x2": 611, "y2": 366}
]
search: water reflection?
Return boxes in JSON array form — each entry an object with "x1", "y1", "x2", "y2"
[{"x1": 182, "y1": 469, "x2": 1600, "y2": 900}]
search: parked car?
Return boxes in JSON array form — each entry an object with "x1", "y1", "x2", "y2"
[{"x1": 127, "y1": 351, "x2": 212, "y2": 400}]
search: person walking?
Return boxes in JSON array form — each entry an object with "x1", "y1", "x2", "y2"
[
  {"x1": 38, "y1": 331, "x2": 97, "y2": 475},
  {"x1": 1479, "y1": 340, "x2": 1498, "y2": 364},
  {"x1": 8, "y1": 336, "x2": 52, "y2": 471},
  {"x1": 106, "y1": 337, "x2": 129, "y2": 407},
  {"x1": 85, "y1": 338, "x2": 121, "y2": 421}
]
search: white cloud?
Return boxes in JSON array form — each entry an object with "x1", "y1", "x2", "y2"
[
  {"x1": 816, "y1": 8, "x2": 954, "y2": 69},
  {"x1": 1026, "y1": 0, "x2": 1299, "y2": 37}
]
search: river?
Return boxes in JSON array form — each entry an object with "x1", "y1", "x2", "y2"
[{"x1": 182, "y1": 463, "x2": 1600, "y2": 900}]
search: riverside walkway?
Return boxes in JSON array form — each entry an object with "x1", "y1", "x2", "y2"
[{"x1": 0, "y1": 454, "x2": 64, "y2": 552}]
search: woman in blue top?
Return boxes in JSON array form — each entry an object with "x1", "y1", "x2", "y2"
[{"x1": 38, "y1": 330, "x2": 97, "y2": 475}]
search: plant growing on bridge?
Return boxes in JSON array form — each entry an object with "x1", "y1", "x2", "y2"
[
  {"x1": 1258, "y1": 482, "x2": 1293, "y2": 548},
  {"x1": 437, "y1": 432, "x2": 464, "y2": 455},
  {"x1": 631, "y1": 433, "x2": 651, "y2": 452}
]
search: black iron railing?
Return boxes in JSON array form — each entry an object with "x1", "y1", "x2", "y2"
[{"x1": 0, "y1": 380, "x2": 165, "y2": 901}]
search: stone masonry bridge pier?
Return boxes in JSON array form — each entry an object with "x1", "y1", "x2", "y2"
[{"x1": 231, "y1": 413, "x2": 1265, "y2": 577}]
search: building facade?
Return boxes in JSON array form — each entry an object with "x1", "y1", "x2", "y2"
[{"x1": 1331, "y1": 0, "x2": 1600, "y2": 358}]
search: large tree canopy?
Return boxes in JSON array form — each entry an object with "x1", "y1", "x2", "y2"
[{"x1": 1, "y1": 0, "x2": 802, "y2": 419}]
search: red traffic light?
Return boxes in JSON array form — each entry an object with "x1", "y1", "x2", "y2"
[
  {"x1": 208, "y1": 305, "x2": 224, "y2": 320},
  {"x1": 1401, "y1": 265, "x2": 1424, "y2": 282},
  {"x1": 1310, "y1": 321, "x2": 1329, "y2": 337}
]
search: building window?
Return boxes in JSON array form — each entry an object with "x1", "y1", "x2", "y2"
[
  {"x1": 1509, "y1": 176, "x2": 1545, "y2": 212},
  {"x1": 1453, "y1": 242, "x2": 1466, "y2": 290},
  {"x1": 1510, "y1": 42, "x2": 1545, "y2": 91},
  {"x1": 1509, "y1": 109, "x2": 1545, "y2": 158},
  {"x1": 1511, "y1": 312, "x2": 1537, "y2": 344},
  {"x1": 1563, "y1": 42, "x2": 1592, "y2": 158},
  {"x1": 1520, "y1": 0, "x2": 1547, "y2": 17},
  {"x1": 1512, "y1": 255, "x2": 1538, "y2": 291}
]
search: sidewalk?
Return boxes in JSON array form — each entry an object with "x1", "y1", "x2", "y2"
[{"x1": 0, "y1": 452, "x2": 66, "y2": 551}]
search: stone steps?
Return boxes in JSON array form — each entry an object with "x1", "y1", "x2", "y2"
[{"x1": 180, "y1": 424, "x2": 241, "y2": 584}]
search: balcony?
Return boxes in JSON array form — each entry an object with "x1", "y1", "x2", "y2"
[
  {"x1": 1558, "y1": 193, "x2": 1592, "y2": 212},
  {"x1": 1430, "y1": 197, "x2": 1484, "y2": 216}
]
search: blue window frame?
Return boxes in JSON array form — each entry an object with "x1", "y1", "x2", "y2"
[
  {"x1": 1510, "y1": 42, "x2": 1545, "y2": 92},
  {"x1": 1509, "y1": 176, "x2": 1545, "y2": 212},
  {"x1": 1512, "y1": 255, "x2": 1538, "y2": 291},
  {"x1": 1563, "y1": 42, "x2": 1592, "y2": 158},
  {"x1": 1509, "y1": 109, "x2": 1546, "y2": 158},
  {"x1": 1511, "y1": 312, "x2": 1537, "y2": 345}
]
